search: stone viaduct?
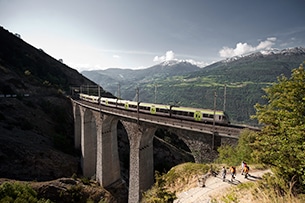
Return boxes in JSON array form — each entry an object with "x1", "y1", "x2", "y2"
[{"x1": 72, "y1": 99, "x2": 247, "y2": 202}]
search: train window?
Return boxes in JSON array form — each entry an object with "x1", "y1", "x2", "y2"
[
  {"x1": 160, "y1": 108, "x2": 168, "y2": 113},
  {"x1": 219, "y1": 115, "x2": 221, "y2": 120},
  {"x1": 176, "y1": 111, "x2": 188, "y2": 116}
]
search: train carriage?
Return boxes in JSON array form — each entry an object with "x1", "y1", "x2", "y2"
[
  {"x1": 100, "y1": 97, "x2": 118, "y2": 107},
  {"x1": 171, "y1": 106, "x2": 229, "y2": 124},
  {"x1": 79, "y1": 93, "x2": 99, "y2": 103},
  {"x1": 139, "y1": 102, "x2": 171, "y2": 116},
  {"x1": 79, "y1": 93, "x2": 230, "y2": 125}
]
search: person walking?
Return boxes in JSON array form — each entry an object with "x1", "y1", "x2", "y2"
[
  {"x1": 241, "y1": 161, "x2": 245, "y2": 175},
  {"x1": 222, "y1": 166, "x2": 226, "y2": 182},
  {"x1": 230, "y1": 166, "x2": 236, "y2": 182},
  {"x1": 243, "y1": 164, "x2": 249, "y2": 179}
]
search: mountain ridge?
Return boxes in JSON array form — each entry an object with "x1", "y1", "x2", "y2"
[{"x1": 82, "y1": 47, "x2": 305, "y2": 124}]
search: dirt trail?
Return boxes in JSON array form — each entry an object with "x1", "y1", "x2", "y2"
[{"x1": 174, "y1": 169, "x2": 270, "y2": 203}]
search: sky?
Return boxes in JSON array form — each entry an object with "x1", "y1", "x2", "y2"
[{"x1": 1, "y1": 0, "x2": 305, "y2": 72}]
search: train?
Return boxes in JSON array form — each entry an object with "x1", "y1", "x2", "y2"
[{"x1": 79, "y1": 93, "x2": 230, "y2": 125}]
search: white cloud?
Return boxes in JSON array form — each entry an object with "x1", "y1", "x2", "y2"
[
  {"x1": 153, "y1": 50, "x2": 176, "y2": 62},
  {"x1": 152, "y1": 50, "x2": 210, "y2": 68},
  {"x1": 113, "y1": 54, "x2": 120, "y2": 59},
  {"x1": 219, "y1": 37, "x2": 277, "y2": 58}
]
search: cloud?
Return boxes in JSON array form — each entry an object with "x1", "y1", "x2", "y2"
[
  {"x1": 152, "y1": 50, "x2": 210, "y2": 68},
  {"x1": 112, "y1": 54, "x2": 120, "y2": 59},
  {"x1": 219, "y1": 37, "x2": 277, "y2": 58},
  {"x1": 153, "y1": 50, "x2": 176, "y2": 62}
]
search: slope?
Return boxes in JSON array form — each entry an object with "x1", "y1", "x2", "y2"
[{"x1": 0, "y1": 26, "x2": 110, "y2": 181}]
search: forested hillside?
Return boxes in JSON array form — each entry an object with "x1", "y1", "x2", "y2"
[{"x1": 82, "y1": 47, "x2": 305, "y2": 125}]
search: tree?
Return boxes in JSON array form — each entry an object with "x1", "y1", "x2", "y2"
[
  {"x1": 252, "y1": 62, "x2": 305, "y2": 194},
  {"x1": 216, "y1": 129, "x2": 257, "y2": 166}
]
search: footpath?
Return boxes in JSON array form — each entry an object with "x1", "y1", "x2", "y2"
[{"x1": 174, "y1": 169, "x2": 270, "y2": 203}]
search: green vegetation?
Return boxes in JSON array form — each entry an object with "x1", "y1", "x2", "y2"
[
  {"x1": 141, "y1": 171, "x2": 176, "y2": 203},
  {"x1": 0, "y1": 182, "x2": 51, "y2": 203},
  {"x1": 142, "y1": 163, "x2": 212, "y2": 203},
  {"x1": 252, "y1": 62, "x2": 305, "y2": 194},
  {"x1": 216, "y1": 129, "x2": 257, "y2": 166}
]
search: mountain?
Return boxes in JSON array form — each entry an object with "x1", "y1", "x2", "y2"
[
  {"x1": 82, "y1": 60, "x2": 200, "y2": 98},
  {"x1": 0, "y1": 26, "x2": 108, "y2": 181},
  {"x1": 192, "y1": 47, "x2": 305, "y2": 83},
  {"x1": 82, "y1": 47, "x2": 305, "y2": 125}
]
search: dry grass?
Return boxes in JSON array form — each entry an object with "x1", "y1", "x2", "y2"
[
  {"x1": 162, "y1": 162, "x2": 212, "y2": 194},
  {"x1": 211, "y1": 180, "x2": 305, "y2": 203}
]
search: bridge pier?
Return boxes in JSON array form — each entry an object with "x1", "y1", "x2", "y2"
[
  {"x1": 73, "y1": 103, "x2": 81, "y2": 150},
  {"x1": 81, "y1": 108, "x2": 98, "y2": 178},
  {"x1": 121, "y1": 121, "x2": 156, "y2": 203},
  {"x1": 96, "y1": 114, "x2": 121, "y2": 187},
  {"x1": 73, "y1": 102, "x2": 122, "y2": 187}
]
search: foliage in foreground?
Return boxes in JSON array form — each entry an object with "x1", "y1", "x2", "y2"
[
  {"x1": 141, "y1": 171, "x2": 176, "y2": 203},
  {"x1": 142, "y1": 163, "x2": 211, "y2": 203},
  {"x1": 252, "y1": 62, "x2": 305, "y2": 194},
  {"x1": 0, "y1": 182, "x2": 51, "y2": 203}
]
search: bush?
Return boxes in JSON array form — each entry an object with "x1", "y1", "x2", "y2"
[
  {"x1": 0, "y1": 182, "x2": 51, "y2": 202},
  {"x1": 141, "y1": 171, "x2": 176, "y2": 203},
  {"x1": 216, "y1": 129, "x2": 257, "y2": 166}
]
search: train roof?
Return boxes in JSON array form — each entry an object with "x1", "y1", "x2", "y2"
[
  {"x1": 171, "y1": 106, "x2": 225, "y2": 115},
  {"x1": 140, "y1": 102, "x2": 171, "y2": 109}
]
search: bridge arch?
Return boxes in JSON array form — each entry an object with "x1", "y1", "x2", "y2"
[{"x1": 153, "y1": 128, "x2": 195, "y2": 171}]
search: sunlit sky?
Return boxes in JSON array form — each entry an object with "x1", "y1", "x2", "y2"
[{"x1": 1, "y1": 0, "x2": 305, "y2": 72}]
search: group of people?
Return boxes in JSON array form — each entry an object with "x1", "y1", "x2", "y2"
[{"x1": 221, "y1": 161, "x2": 249, "y2": 182}]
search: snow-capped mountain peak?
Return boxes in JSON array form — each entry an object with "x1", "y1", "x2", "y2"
[{"x1": 222, "y1": 47, "x2": 305, "y2": 63}]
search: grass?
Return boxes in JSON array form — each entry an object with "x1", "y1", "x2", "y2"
[
  {"x1": 142, "y1": 162, "x2": 217, "y2": 203},
  {"x1": 210, "y1": 175, "x2": 305, "y2": 203}
]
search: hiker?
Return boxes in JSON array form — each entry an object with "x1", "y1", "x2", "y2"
[
  {"x1": 241, "y1": 161, "x2": 245, "y2": 175},
  {"x1": 229, "y1": 166, "x2": 236, "y2": 182},
  {"x1": 243, "y1": 165, "x2": 249, "y2": 178},
  {"x1": 222, "y1": 166, "x2": 226, "y2": 182}
]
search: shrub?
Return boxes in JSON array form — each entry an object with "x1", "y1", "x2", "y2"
[
  {"x1": 0, "y1": 182, "x2": 50, "y2": 202},
  {"x1": 216, "y1": 129, "x2": 257, "y2": 166},
  {"x1": 141, "y1": 171, "x2": 176, "y2": 203}
]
